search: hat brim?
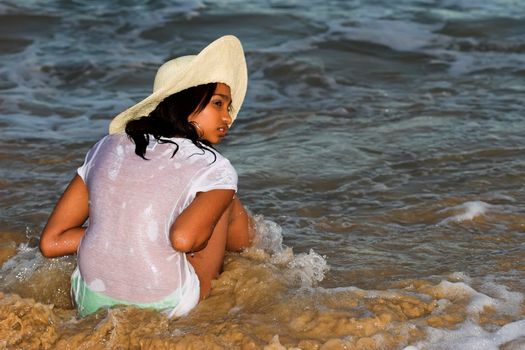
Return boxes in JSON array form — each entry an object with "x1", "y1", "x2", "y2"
[{"x1": 109, "y1": 35, "x2": 247, "y2": 134}]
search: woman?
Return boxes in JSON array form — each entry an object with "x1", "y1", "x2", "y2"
[{"x1": 39, "y1": 35, "x2": 253, "y2": 317}]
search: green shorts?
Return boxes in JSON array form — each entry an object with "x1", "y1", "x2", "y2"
[{"x1": 71, "y1": 266, "x2": 200, "y2": 318}]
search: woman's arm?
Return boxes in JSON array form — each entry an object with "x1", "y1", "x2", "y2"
[
  {"x1": 170, "y1": 189, "x2": 235, "y2": 253},
  {"x1": 171, "y1": 191, "x2": 253, "y2": 299},
  {"x1": 226, "y1": 195, "x2": 253, "y2": 252},
  {"x1": 40, "y1": 174, "x2": 89, "y2": 258}
]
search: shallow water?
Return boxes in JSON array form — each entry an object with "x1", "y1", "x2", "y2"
[{"x1": 1, "y1": 0, "x2": 524, "y2": 349}]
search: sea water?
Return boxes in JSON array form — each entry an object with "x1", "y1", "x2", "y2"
[{"x1": 0, "y1": 0, "x2": 524, "y2": 349}]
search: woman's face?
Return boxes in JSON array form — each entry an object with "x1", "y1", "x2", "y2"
[{"x1": 188, "y1": 83, "x2": 233, "y2": 145}]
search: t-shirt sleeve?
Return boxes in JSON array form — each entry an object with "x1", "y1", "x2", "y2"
[
  {"x1": 190, "y1": 157, "x2": 238, "y2": 194},
  {"x1": 77, "y1": 136, "x2": 107, "y2": 182}
]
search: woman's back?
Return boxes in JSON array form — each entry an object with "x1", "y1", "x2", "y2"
[{"x1": 77, "y1": 134, "x2": 237, "y2": 302}]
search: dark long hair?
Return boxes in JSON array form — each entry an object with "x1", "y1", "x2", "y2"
[{"x1": 125, "y1": 83, "x2": 217, "y2": 160}]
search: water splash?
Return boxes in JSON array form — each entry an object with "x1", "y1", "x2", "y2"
[
  {"x1": 0, "y1": 243, "x2": 75, "y2": 307},
  {"x1": 246, "y1": 214, "x2": 330, "y2": 287},
  {"x1": 438, "y1": 200, "x2": 491, "y2": 224}
]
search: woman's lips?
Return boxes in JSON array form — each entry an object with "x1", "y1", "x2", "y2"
[{"x1": 217, "y1": 126, "x2": 228, "y2": 137}]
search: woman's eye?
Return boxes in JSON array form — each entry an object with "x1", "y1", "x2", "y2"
[{"x1": 214, "y1": 100, "x2": 222, "y2": 107}]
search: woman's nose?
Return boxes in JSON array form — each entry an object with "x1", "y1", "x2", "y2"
[{"x1": 223, "y1": 111, "x2": 233, "y2": 125}]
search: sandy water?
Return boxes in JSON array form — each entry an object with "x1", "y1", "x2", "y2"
[{"x1": 1, "y1": 0, "x2": 524, "y2": 349}]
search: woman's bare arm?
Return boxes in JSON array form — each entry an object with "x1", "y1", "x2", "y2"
[
  {"x1": 226, "y1": 195, "x2": 253, "y2": 252},
  {"x1": 170, "y1": 189, "x2": 235, "y2": 253},
  {"x1": 40, "y1": 174, "x2": 89, "y2": 258},
  {"x1": 173, "y1": 191, "x2": 253, "y2": 299}
]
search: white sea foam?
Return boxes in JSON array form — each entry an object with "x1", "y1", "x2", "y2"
[
  {"x1": 287, "y1": 249, "x2": 329, "y2": 287},
  {"x1": 251, "y1": 214, "x2": 285, "y2": 254},
  {"x1": 406, "y1": 274, "x2": 525, "y2": 350},
  {"x1": 434, "y1": 280, "x2": 477, "y2": 300},
  {"x1": 249, "y1": 214, "x2": 330, "y2": 287},
  {"x1": 439, "y1": 200, "x2": 491, "y2": 224},
  {"x1": 319, "y1": 275, "x2": 525, "y2": 350},
  {"x1": 476, "y1": 281, "x2": 524, "y2": 317},
  {"x1": 408, "y1": 319, "x2": 525, "y2": 350},
  {"x1": 432, "y1": 278, "x2": 523, "y2": 319}
]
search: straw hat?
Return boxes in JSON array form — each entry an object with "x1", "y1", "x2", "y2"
[{"x1": 109, "y1": 35, "x2": 248, "y2": 134}]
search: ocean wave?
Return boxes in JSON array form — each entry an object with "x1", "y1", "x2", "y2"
[{"x1": 438, "y1": 200, "x2": 491, "y2": 224}]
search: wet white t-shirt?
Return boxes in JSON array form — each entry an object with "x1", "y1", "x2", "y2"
[{"x1": 76, "y1": 134, "x2": 237, "y2": 303}]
